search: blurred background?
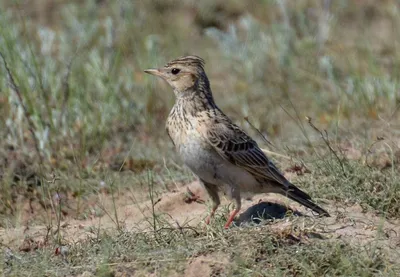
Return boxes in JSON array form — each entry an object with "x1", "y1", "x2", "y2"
[
  {"x1": 0, "y1": 0, "x2": 399, "y2": 222},
  {"x1": 1, "y1": 1, "x2": 400, "y2": 275}
]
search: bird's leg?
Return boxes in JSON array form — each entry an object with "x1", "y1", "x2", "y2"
[
  {"x1": 205, "y1": 205, "x2": 218, "y2": 225},
  {"x1": 202, "y1": 180, "x2": 220, "y2": 225},
  {"x1": 205, "y1": 195, "x2": 220, "y2": 224},
  {"x1": 224, "y1": 189, "x2": 241, "y2": 229},
  {"x1": 224, "y1": 209, "x2": 240, "y2": 229}
]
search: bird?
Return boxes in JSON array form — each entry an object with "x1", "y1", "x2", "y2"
[{"x1": 144, "y1": 55, "x2": 330, "y2": 228}]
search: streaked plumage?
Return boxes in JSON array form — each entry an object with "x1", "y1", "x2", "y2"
[{"x1": 145, "y1": 55, "x2": 329, "y2": 228}]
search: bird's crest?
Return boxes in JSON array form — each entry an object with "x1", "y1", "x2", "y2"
[{"x1": 165, "y1": 55, "x2": 205, "y2": 70}]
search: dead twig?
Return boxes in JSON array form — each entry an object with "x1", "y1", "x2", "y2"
[
  {"x1": 244, "y1": 116, "x2": 275, "y2": 148},
  {"x1": 260, "y1": 148, "x2": 291, "y2": 160},
  {"x1": 243, "y1": 116, "x2": 291, "y2": 160},
  {"x1": 59, "y1": 54, "x2": 77, "y2": 128},
  {"x1": 306, "y1": 116, "x2": 347, "y2": 177},
  {"x1": 364, "y1": 136, "x2": 385, "y2": 169},
  {"x1": 0, "y1": 52, "x2": 44, "y2": 166}
]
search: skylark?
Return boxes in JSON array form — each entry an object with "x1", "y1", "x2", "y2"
[{"x1": 145, "y1": 55, "x2": 329, "y2": 228}]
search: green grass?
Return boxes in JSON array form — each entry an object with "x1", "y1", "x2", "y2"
[{"x1": 1, "y1": 0, "x2": 400, "y2": 276}]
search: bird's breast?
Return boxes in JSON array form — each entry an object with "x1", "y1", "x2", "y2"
[
  {"x1": 166, "y1": 114, "x2": 194, "y2": 147},
  {"x1": 166, "y1": 112, "x2": 213, "y2": 167},
  {"x1": 166, "y1": 104, "x2": 203, "y2": 146}
]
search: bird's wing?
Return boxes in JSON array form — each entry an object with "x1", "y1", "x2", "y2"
[
  {"x1": 166, "y1": 126, "x2": 175, "y2": 146},
  {"x1": 203, "y1": 117, "x2": 290, "y2": 188}
]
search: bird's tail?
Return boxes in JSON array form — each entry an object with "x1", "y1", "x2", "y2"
[{"x1": 281, "y1": 184, "x2": 330, "y2": 217}]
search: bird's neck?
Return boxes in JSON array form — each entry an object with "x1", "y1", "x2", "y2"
[{"x1": 175, "y1": 76, "x2": 217, "y2": 113}]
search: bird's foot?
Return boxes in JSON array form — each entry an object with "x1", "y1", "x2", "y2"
[
  {"x1": 224, "y1": 209, "x2": 240, "y2": 229},
  {"x1": 205, "y1": 208, "x2": 218, "y2": 225}
]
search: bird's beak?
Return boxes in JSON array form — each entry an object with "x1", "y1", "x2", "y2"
[{"x1": 144, "y1": 68, "x2": 163, "y2": 77}]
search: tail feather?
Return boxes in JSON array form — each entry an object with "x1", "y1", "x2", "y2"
[{"x1": 281, "y1": 185, "x2": 330, "y2": 217}]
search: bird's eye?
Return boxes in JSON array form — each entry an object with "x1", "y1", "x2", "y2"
[{"x1": 171, "y1": 68, "x2": 180, "y2": 75}]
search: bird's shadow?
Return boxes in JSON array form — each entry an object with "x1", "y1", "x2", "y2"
[{"x1": 233, "y1": 201, "x2": 303, "y2": 225}]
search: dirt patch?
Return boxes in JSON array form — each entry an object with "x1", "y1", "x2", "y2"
[
  {"x1": 185, "y1": 252, "x2": 229, "y2": 277},
  {"x1": 1, "y1": 180, "x2": 400, "y2": 270}
]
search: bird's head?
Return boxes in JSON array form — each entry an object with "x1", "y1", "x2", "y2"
[{"x1": 144, "y1": 55, "x2": 208, "y2": 96}]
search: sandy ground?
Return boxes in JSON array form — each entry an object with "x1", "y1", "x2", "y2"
[
  {"x1": 1, "y1": 180, "x2": 400, "y2": 275},
  {"x1": 2, "y1": 181, "x2": 399, "y2": 246}
]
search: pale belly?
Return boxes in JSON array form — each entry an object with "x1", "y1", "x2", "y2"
[{"x1": 177, "y1": 133, "x2": 259, "y2": 193}]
